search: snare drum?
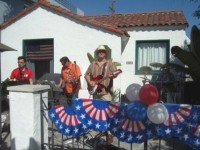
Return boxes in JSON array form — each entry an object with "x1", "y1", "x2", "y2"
[{"x1": 151, "y1": 72, "x2": 162, "y2": 83}]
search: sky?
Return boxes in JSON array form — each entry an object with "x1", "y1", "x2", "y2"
[{"x1": 68, "y1": 0, "x2": 200, "y2": 38}]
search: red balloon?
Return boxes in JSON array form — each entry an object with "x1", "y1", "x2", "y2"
[{"x1": 139, "y1": 84, "x2": 159, "y2": 105}]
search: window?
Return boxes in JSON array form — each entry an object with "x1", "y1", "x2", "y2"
[{"x1": 135, "y1": 40, "x2": 169, "y2": 74}]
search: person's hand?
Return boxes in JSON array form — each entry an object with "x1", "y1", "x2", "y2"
[
  {"x1": 9, "y1": 79, "x2": 16, "y2": 81},
  {"x1": 89, "y1": 81, "x2": 96, "y2": 87},
  {"x1": 109, "y1": 72, "x2": 120, "y2": 78},
  {"x1": 57, "y1": 83, "x2": 62, "y2": 88}
]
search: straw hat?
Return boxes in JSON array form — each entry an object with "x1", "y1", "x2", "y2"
[
  {"x1": 94, "y1": 45, "x2": 112, "y2": 59},
  {"x1": 95, "y1": 45, "x2": 107, "y2": 53}
]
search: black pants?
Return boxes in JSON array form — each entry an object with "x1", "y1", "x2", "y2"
[{"x1": 59, "y1": 92, "x2": 73, "y2": 106}]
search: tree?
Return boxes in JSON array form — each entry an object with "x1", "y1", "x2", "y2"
[
  {"x1": 171, "y1": 25, "x2": 200, "y2": 82},
  {"x1": 190, "y1": 0, "x2": 200, "y2": 19}
]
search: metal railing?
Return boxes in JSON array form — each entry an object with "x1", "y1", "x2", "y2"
[{"x1": 40, "y1": 90, "x2": 174, "y2": 150}]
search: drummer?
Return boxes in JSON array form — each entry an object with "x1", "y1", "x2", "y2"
[
  {"x1": 150, "y1": 64, "x2": 177, "y2": 103},
  {"x1": 160, "y1": 64, "x2": 175, "y2": 82},
  {"x1": 150, "y1": 63, "x2": 175, "y2": 83}
]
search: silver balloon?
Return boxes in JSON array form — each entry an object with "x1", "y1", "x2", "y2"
[
  {"x1": 147, "y1": 103, "x2": 169, "y2": 124},
  {"x1": 125, "y1": 83, "x2": 141, "y2": 101}
]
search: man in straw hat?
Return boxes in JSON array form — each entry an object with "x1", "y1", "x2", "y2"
[{"x1": 85, "y1": 45, "x2": 121, "y2": 145}]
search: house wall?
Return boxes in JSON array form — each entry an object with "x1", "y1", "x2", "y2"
[
  {"x1": 120, "y1": 26, "x2": 190, "y2": 93},
  {"x1": 0, "y1": 7, "x2": 122, "y2": 94},
  {"x1": 0, "y1": 6, "x2": 190, "y2": 99}
]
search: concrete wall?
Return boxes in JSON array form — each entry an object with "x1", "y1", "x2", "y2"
[
  {"x1": 7, "y1": 85, "x2": 50, "y2": 150},
  {"x1": 120, "y1": 26, "x2": 190, "y2": 93},
  {"x1": 0, "y1": 6, "x2": 121, "y2": 94}
]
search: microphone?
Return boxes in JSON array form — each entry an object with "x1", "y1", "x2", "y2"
[{"x1": 74, "y1": 61, "x2": 78, "y2": 82}]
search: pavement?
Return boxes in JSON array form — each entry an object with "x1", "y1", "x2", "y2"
[
  {"x1": 47, "y1": 129, "x2": 193, "y2": 150},
  {"x1": 1, "y1": 111, "x2": 10, "y2": 150}
]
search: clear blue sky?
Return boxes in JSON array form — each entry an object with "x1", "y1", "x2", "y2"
[{"x1": 68, "y1": 0, "x2": 199, "y2": 38}]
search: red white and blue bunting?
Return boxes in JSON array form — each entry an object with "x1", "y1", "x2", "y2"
[{"x1": 48, "y1": 98, "x2": 200, "y2": 149}]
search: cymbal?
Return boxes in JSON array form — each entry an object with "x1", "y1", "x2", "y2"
[
  {"x1": 150, "y1": 62, "x2": 163, "y2": 68},
  {"x1": 139, "y1": 66, "x2": 152, "y2": 74},
  {"x1": 139, "y1": 77, "x2": 150, "y2": 81}
]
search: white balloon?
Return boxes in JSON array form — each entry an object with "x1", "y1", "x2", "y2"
[
  {"x1": 147, "y1": 103, "x2": 169, "y2": 124},
  {"x1": 125, "y1": 83, "x2": 141, "y2": 101}
]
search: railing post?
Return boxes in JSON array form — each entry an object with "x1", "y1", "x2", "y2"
[{"x1": 7, "y1": 85, "x2": 50, "y2": 150}]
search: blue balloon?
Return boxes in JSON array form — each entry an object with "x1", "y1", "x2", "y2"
[{"x1": 126, "y1": 101, "x2": 147, "y2": 121}]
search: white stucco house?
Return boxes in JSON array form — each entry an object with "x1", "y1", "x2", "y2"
[{"x1": 0, "y1": 0, "x2": 189, "y2": 98}]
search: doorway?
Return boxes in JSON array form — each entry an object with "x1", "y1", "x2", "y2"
[{"x1": 23, "y1": 39, "x2": 54, "y2": 80}]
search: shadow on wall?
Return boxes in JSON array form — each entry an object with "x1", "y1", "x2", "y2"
[
  {"x1": 120, "y1": 94, "x2": 130, "y2": 103},
  {"x1": 10, "y1": 137, "x2": 42, "y2": 150}
]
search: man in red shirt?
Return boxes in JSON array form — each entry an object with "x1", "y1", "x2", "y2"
[{"x1": 10, "y1": 56, "x2": 33, "y2": 84}]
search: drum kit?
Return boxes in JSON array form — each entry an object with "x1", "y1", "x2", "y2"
[
  {"x1": 149, "y1": 62, "x2": 163, "y2": 68},
  {"x1": 139, "y1": 66, "x2": 152, "y2": 85},
  {"x1": 140, "y1": 62, "x2": 182, "y2": 103},
  {"x1": 149, "y1": 62, "x2": 176, "y2": 84}
]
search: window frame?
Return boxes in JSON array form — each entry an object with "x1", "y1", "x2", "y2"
[{"x1": 135, "y1": 40, "x2": 170, "y2": 75}]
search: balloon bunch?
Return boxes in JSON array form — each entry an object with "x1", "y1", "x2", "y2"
[{"x1": 125, "y1": 83, "x2": 169, "y2": 124}]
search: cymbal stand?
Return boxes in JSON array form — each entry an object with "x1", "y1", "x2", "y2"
[
  {"x1": 153, "y1": 70, "x2": 164, "y2": 150},
  {"x1": 141, "y1": 74, "x2": 149, "y2": 150}
]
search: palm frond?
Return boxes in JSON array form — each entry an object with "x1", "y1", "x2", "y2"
[
  {"x1": 113, "y1": 62, "x2": 121, "y2": 66},
  {"x1": 87, "y1": 52, "x2": 94, "y2": 63}
]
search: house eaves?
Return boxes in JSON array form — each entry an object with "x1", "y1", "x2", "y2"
[
  {"x1": 84, "y1": 10, "x2": 188, "y2": 29},
  {"x1": 0, "y1": 0, "x2": 127, "y2": 37}
]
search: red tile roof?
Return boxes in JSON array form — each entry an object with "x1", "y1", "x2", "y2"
[
  {"x1": 83, "y1": 11, "x2": 188, "y2": 28},
  {"x1": 0, "y1": 0, "x2": 188, "y2": 36}
]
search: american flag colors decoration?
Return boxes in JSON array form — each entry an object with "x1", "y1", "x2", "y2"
[
  {"x1": 48, "y1": 99, "x2": 200, "y2": 149},
  {"x1": 48, "y1": 104, "x2": 89, "y2": 137},
  {"x1": 108, "y1": 103, "x2": 155, "y2": 143},
  {"x1": 73, "y1": 98, "x2": 120, "y2": 131},
  {"x1": 164, "y1": 104, "x2": 192, "y2": 126}
]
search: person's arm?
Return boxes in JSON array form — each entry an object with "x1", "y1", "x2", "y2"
[
  {"x1": 28, "y1": 69, "x2": 34, "y2": 84},
  {"x1": 74, "y1": 64, "x2": 82, "y2": 82},
  {"x1": 29, "y1": 78, "x2": 33, "y2": 85},
  {"x1": 58, "y1": 77, "x2": 63, "y2": 87},
  {"x1": 84, "y1": 73, "x2": 91, "y2": 84},
  {"x1": 109, "y1": 61, "x2": 119, "y2": 78},
  {"x1": 84, "y1": 65, "x2": 95, "y2": 87},
  {"x1": 10, "y1": 69, "x2": 15, "y2": 80}
]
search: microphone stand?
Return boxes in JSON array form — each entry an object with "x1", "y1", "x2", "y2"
[{"x1": 73, "y1": 61, "x2": 79, "y2": 99}]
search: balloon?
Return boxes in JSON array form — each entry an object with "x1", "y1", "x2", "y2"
[
  {"x1": 126, "y1": 101, "x2": 147, "y2": 121},
  {"x1": 139, "y1": 84, "x2": 159, "y2": 105},
  {"x1": 147, "y1": 103, "x2": 169, "y2": 124},
  {"x1": 125, "y1": 83, "x2": 141, "y2": 101}
]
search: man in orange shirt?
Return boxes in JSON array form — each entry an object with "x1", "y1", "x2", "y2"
[{"x1": 58, "y1": 56, "x2": 82, "y2": 105}]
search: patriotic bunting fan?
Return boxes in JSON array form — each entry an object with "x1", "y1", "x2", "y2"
[{"x1": 48, "y1": 99, "x2": 200, "y2": 149}]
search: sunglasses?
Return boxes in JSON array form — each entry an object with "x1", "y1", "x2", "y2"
[
  {"x1": 97, "y1": 50, "x2": 106, "y2": 53},
  {"x1": 18, "y1": 61, "x2": 25, "y2": 64}
]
